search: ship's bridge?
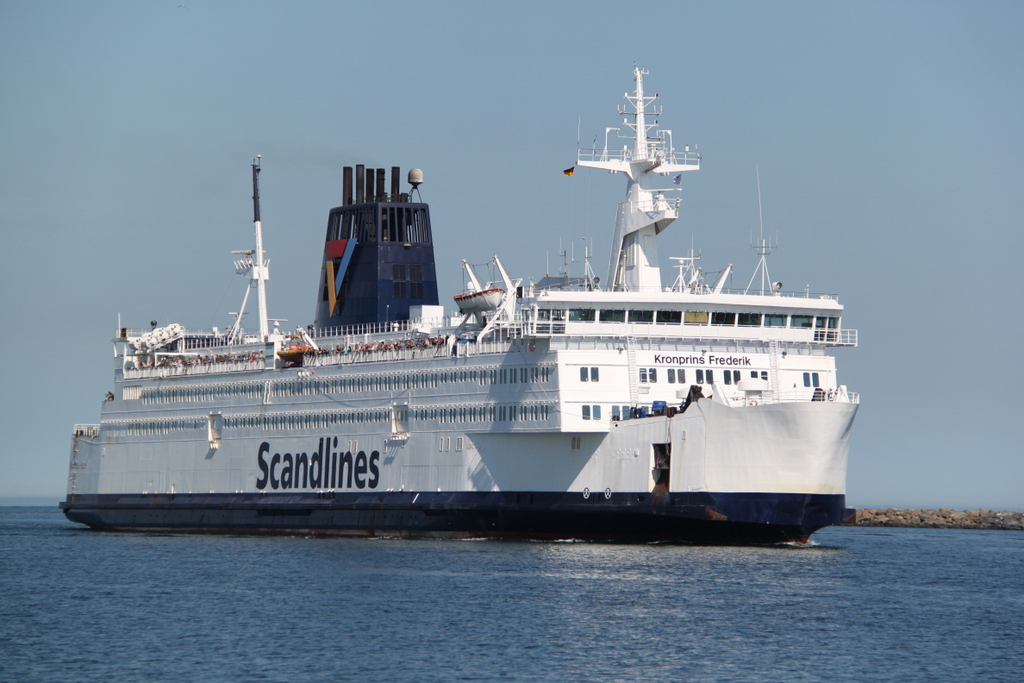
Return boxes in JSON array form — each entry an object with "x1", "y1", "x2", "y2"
[{"x1": 518, "y1": 290, "x2": 856, "y2": 346}]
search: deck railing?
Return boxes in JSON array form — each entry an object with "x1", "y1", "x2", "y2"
[
  {"x1": 73, "y1": 424, "x2": 100, "y2": 438},
  {"x1": 123, "y1": 359, "x2": 265, "y2": 379}
]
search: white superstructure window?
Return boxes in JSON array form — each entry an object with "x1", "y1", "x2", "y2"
[
  {"x1": 639, "y1": 368, "x2": 657, "y2": 383},
  {"x1": 695, "y1": 369, "x2": 714, "y2": 384},
  {"x1": 666, "y1": 369, "x2": 686, "y2": 384}
]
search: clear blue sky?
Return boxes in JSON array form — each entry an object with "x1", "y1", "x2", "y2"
[{"x1": 2, "y1": 1, "x2": 1021, "y2": 509}]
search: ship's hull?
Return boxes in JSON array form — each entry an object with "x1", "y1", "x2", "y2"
[
  {"x1": 62, "y1": 395, "x2": 856, "y2": 544},
  {"x1": 61, "y1": 489, "x2": 844, "y2": 544}
]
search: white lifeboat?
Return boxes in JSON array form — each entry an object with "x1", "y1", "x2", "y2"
[{"x1": 453, "y1": 287, "x2": 504, "y2": 314}]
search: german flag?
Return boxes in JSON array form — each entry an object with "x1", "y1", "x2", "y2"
[{"x1": 563, "y1": 166, "x2": 575, "y2": 176}]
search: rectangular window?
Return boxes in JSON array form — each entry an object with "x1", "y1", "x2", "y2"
[
  {"x1": 738, "y1": 312, "x2": 762, "y2": 326},
  {"x1": 590, "y1": 367, "x2": 599, "y2": 382},
  {"x1": 628, "y1": 310, "x2": 654, "y2": 323},
  {"x1": 592, "y1": 405, "x2": 601, "y2": 420},
  {"x1": 656, "y1": 310, "x2": 682, "y2": 324},
  {"x1": 732, "y1": 370, "x2": 741, "y2": 383},
  {"x1": 667, "y1": 369, "x2": 676, "y2": 384},
  {"x1": 639, "y1": 368, "x2": 648, "y2": 383},
  {"x1": 599, "y1": 309, "x2": 626, "y2": 322},
  {"x1": 612, "y1": 405, "x2": 620, "y2": 420},
  {"x1": 580, "y1": 367, "x2": 589, "y2": 382},
  {"x1": 648, "y1": 368, "x2": 657, "y2": 383},
  {"x1": 711, "y1": 311, "x2": 737, "y2": 326},
  {"x1": 792, "y1": 315, "x2": 813, "y2": 328},
  {"x1": 582, "y1": 405, "x2": 591, "y2": 420},
  {"x1": 706, "y1": 369, "x2": 714, "y2": 384},
  {"x1": 569, "y1": 308, "x2": 595, "y2": 322},
  {"x1": 677, "y1": 368, "x2": 686, "y2": 383},
  {"x1": 696, "y1": 369, "x2": 704, "y2": 384},
  {"x1": 764, "y1": 314, "x2": 787, "y2": 327},
  {"x1": 684, "y1": 311, "x2": 709, "y2": 325}
]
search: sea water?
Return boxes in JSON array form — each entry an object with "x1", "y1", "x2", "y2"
[{"x1": 0, "y1": 506, "x2": 1020, "y2": 682}]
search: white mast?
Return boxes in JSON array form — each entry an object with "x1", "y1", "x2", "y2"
[
  {"x1": 576, "y1": 66, "x2": 700, "y2": 291},
  {"x1": 251, "y1": 157, "x2": 270, "y2": 341}
]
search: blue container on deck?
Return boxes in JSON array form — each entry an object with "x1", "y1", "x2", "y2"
[
  {"x1": 638, "y1": 406, "x2": 649, "y2": 417},
  {"x1": 652, "y1": 400, "x2": 667, "y2": 413}
]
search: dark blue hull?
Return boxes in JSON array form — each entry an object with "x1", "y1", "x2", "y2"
[{"x1": 61, "y1": 490, "x2": 845, "y2": 544}]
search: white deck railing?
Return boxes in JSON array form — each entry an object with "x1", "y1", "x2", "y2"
[
  {"x1": 73, "y1": 424, "x2": 100, "y2": 438},
  {"x1": 123, "y1": 359, "x2": 265, "y2": 380}
]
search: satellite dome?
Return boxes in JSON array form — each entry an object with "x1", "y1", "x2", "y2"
[{"x1": 408, "y1": 168, "x2": 424, "y2": 189}]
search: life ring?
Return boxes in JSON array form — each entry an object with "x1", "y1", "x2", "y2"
[
  {"x1": 582, "y1": 487, "x2": 591, "y2": 499},
  {"x1": 747, "y1": 398, "x2": 759, "y2": 406}
]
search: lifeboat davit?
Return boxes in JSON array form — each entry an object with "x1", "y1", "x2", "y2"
[{"x1": 454, "y1": 287, "x2": 504, "y2": 314}]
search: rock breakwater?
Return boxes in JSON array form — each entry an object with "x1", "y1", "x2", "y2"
[{"x1": 853, "y1": 508, "x2": 1024, "y2": 530}]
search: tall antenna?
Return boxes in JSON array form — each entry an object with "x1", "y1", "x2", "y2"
[{"x1": 744, "y1": 166, "x2": 779, "y2": 295}]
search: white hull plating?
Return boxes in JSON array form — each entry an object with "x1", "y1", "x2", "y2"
[{"x1": 67, "y1": 389, "x2": 855, "y2": 499}]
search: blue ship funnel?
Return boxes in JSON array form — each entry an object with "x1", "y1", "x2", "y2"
[{"x1": 314, "y1": 165, "x2": 439, "y2": 330}]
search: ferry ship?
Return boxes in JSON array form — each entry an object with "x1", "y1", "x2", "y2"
[{"x1": 62, "y1": 68, "x2": 858, "y2": 543}]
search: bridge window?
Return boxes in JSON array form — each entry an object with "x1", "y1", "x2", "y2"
[
  {"x1": 711, "y1": 311, "x2": 736, "y2": 326},
  {"x1": 738, "y1": 312, "x2": 762, "y2": 326},
  {"x1": 764, "y1": 314, "x2": 787, "y2": 327},
  {"x1": 628, "y1": 310, "x2": 654, "y2": 323},
  {"x1": 656, "y1": 310, "x2": 682, "y2": 324},
  {"x1": 684, "y1": 311, "x2": 709, "y2": 325},
  {"x1": 599, "y1": 309, "x2": 625, "y2": 322},
  {"x1": 569, "y1": 308, "x2": 595, "y2": 321},
  {"x1": 814, "y1": 316, "x2": 840, "y2": 341},
  {"x1": 792, "y1": 315, "x2": 813, "y2": 329}
]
